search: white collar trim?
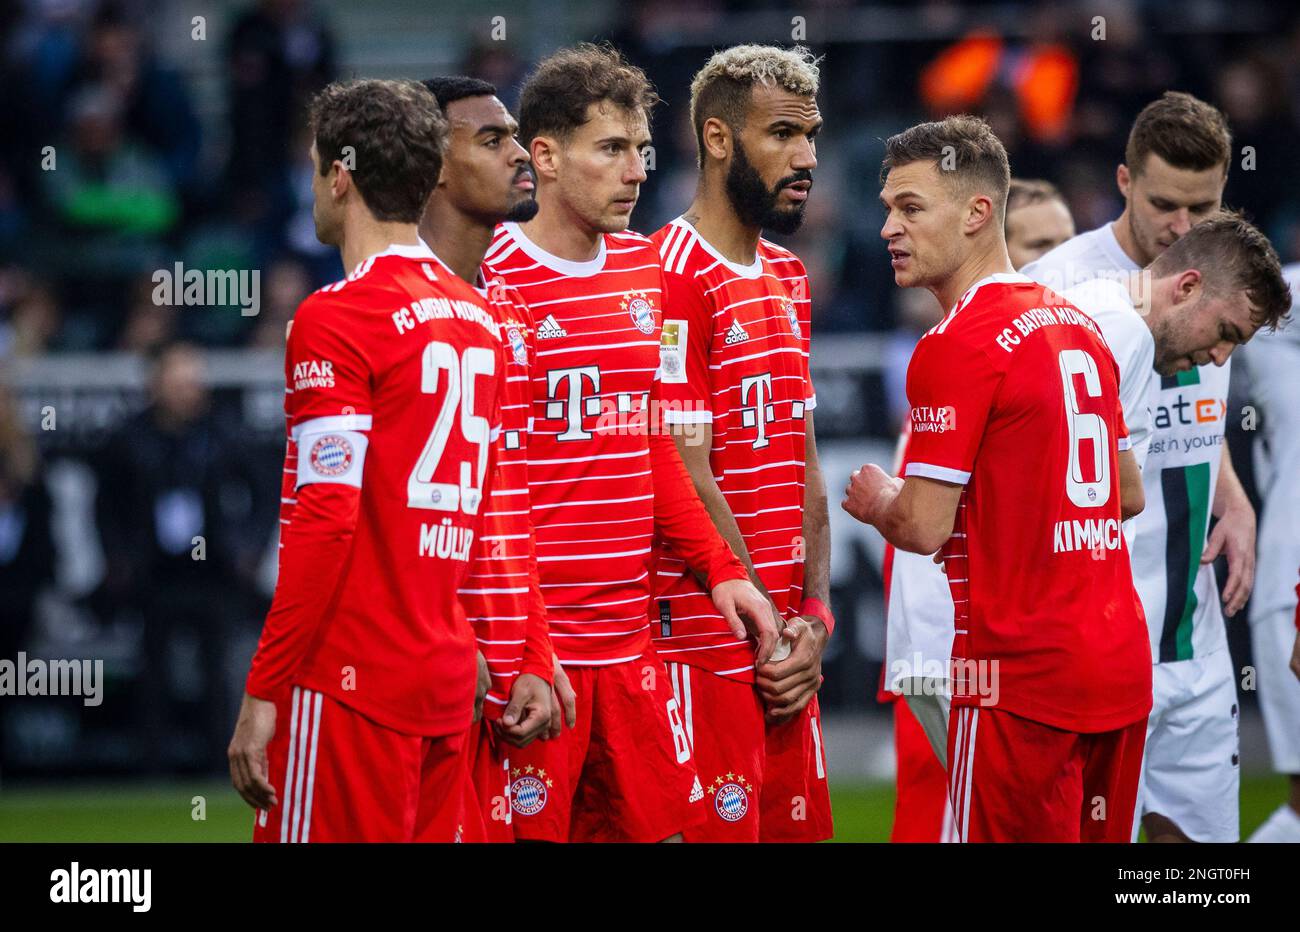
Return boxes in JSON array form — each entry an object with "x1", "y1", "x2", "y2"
[
  {"x1": 502, "y1": 221, "x2": 607, "y2": 278},
  {"x1": 672, "y1": 217, "x2": 763, "y2": 279}
]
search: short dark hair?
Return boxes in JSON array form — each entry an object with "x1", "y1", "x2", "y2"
[
  {"x1": 1126, "y1": 91, "x2": 1231, "y2": 178},
  {"x1": 518, "y1": 42, "x2": 659, "y2": 145},
  {"x1": 1007, "y1": 178, "x2": 1065, "y2": 215},
  {"x1": 310, "y1": 79, "x2": 447, "y2": 223},
  {"x1": 1150, "y1": 209, "x2": 1291, "y2": 330},
  {"x1": 881, "y1": 115, "x2": 1011, "y2": 216},
  {"x1": 422, "y1": 76, "x2": 497, "y2": 112}
]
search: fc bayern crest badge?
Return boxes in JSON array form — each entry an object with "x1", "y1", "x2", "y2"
[
  {"x1": 622, "y1": 291, "x2": 657, "y2": 334},
  {"x1": 506, "y1": 325, "x2": 528, "y2": 366},
  {"x1": 782, "y1": 299, "x2": 802, "y2": 339},
  {"x1": 309, "y1": 435, "x2": 353, "y2": 477},
  {"x1": 510, "y1": 767, "x2": 550, "y2": 816},
  {"x1": 709, "y1": 774, "x2": 754, "y2": 823}
]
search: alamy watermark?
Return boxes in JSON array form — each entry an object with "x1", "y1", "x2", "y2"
[
  {"x1": 0, "y1": 652, "x2": 103, "y2": 707},
  {"x1": 152, "y1": 262, "x2": 260, "y2": 317}
]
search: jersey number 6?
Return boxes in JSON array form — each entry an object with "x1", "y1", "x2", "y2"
[
  {"x1": 408, "y1": 340, "x2": 496, "y2": 514},
  {"x1": 1058, "y1": 348, "x2": 1111, "y2": 508}
]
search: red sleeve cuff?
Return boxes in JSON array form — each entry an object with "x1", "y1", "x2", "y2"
[
  {"x1": 705, "y1": 557, "x2": 749, "y2": 591},
  {"x1": 518, "y1": 660, "x2": 554, "y2": 685}
]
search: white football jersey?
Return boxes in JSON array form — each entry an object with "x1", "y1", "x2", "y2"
[{"x1": 1243, "y1": 262, "x2": 1300, "y2": 622}]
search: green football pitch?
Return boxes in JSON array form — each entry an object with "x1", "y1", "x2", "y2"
[{"x1": 0, "y1": 774, "x2": 1288, "y2": 842}]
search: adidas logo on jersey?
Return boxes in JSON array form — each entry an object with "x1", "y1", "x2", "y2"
[
  {"x1": 724, "y1": 319, "x2": 749, "y2": 345},
  {"x1": 689, "y1": 776, "x2": 704, "y2": 803},
  {"x1": 535, "y1": 314, "x2": 568, "y2": 339}
]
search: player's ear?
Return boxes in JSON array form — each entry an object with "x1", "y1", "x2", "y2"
[
  {"x1": 1116, "y1": 163, "x2": 1131, "y2": 200},
  {"x1": 530, "y1": 135, "x2": 560, "y2": 182},
  {"x1": 966, "y1": 193, "x2": 995, "y2": 236},
  {"x1": 329, "y1": 161, "x2": 350, "y2": 201},
  {"x1": 701, "y1": 117, "x2": 730, "y2": 165},
  {"x1": 1172, "y1": 268, "x2": 1203, "y2": 304}
]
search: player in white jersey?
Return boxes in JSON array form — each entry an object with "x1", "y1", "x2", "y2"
[
  {"x1": 1240, "y1": 262, "x2": 1300, "y2": 842},
  {"x1": 1022, "y1": 92, "x2": 1248, "y2": 841},
  {"x1": 1031, "y1": 190, "x2": 1292, "y2": 841}
]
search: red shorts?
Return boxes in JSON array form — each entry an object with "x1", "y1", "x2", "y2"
[
  {"x1": 463, "y1": 718, "x2": 513, "y2": 843},
  {"x1": 890, "y1": 699, "x2": 955, "y2": 842},
  {"x1": 947, "y1": 706, "x2": 1146, "y2": 842},
  {"x1": 507, "y1": 652, "x2": 704, "y2": 842},
  {"x1": 760, "y1": 695, "x2": 834, "y2": 842},
  {"x1": 252, "y1": 685, "x2": 476, "y2": 843},
  {"x1": 665, "y1": 661, "x2": 765, "y2": 842}
]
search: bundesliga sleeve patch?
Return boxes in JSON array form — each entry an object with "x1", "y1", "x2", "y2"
[
  {"x1": 660, "y1": 319, "x2": 688, "y2": 384},
  {"x1": 297, "y1": 429, "x2": 368, "y2": 488}
]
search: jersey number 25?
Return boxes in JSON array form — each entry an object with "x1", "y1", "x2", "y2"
[{"x1": 407, "y1": 340, "x2": 495, "y2": 515}]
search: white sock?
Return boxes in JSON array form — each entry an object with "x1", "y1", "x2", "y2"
[{"x1": 1247, "y1": 803, "x2": 1300, "y2": 843}]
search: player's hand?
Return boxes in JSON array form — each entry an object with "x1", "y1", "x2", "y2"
[
  {"x1": 756, "y1": 617, "x2": 827, "y2": 723},
  {"x1": 710, "y1": 577, "x2": 780, "y2": 665},
  {"x1": 228, "y1": 692, "x2": 279, "y2": 811},
  {"x1": 1290, "y1": 631, "x2": 1300, "y2": 682},
  {"x1": 1202, "y1": 502, "x2": 1256, "y2": 617},
  {"x1": 498, "y1": 673, "x2": 552, "y2": 748},
  {"x1": 841, "y1": 464, "x2": 903, "y2": 527},
  {"x1": 548, "y1": 654, "x2": 577, "y2": 739},
  {"x1": 473, "y1": 651, "x2": 491, "y2": 724}
]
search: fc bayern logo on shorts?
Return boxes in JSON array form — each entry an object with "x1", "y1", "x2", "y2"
[
  {"x1": 309, "y1": 435, "x2": 353, "y2": 476},
  {"x1": 709, "y1": 774, "x2": 754, "y2": 822},
  {"x1": 622, "y1": 291, "x2": 657, "y2": 334},
  {"x1": 510, "y1": 767, "x2": 550, "y2": 816}
]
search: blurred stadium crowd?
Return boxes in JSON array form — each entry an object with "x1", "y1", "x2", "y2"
[{"x1": 1, "y1": 0, "x2": 1298, "y2": 776}]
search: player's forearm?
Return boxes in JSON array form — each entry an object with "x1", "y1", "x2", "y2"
[
  {"x1": 649, "y1": 429, "x2": 747, "y2": 588},
  {"x1": 801, "y1": 423, "x2": 831, "y2": 604},
  {"x1": 875, "y1": 484, "x2": 950, "y2": 555},
  {"x1": 1212, "y1": 447, "x2": 1252, "y2": 519},
  {"x1": 519, "y1": 513, "x2": 554, "y2": 683},
  {"x1": 245, "y1": 482, "x2": 359, "y2": 699}
]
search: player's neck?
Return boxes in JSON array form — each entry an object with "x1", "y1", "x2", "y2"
[
  {"x1": 682, "y1": 183, "x2": 759, "y2": 265},
  {"x1": 340, "y1": 213, "x2": 422, "y2": 276},
  {"x1": 518, "y1": 189, "x2": 603, "y2": 263},
  {"x1": 933, "y1": 242, "x2": 1016, "y2": 311},
  {"x1": 419, "y1": 202, "x2": 493, "y2": 284},
  {"x1": 1110, "y1": 211, "x2": 1149, "y2": 268}
]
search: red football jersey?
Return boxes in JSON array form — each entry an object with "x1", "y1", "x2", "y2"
[
  {"x1": 458, "y1": 269, "x2": 552, "y2": 717},
  {"x1": 903, "y1": 272, "x2": 1150, "y2": 733},
  {"x1": 482, "y1": 222, "x2": 744, "y2": 665},
  {"x1": 649, "y1": 218, "x2": 815, "y2": 680},
  {"x1": 246, "y1": 243, "x2": 503, "y2": 736}
]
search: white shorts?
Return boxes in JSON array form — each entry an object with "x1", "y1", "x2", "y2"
[
  {"x1": 1134, "y1": 647, "x2": 1240, "y2": 842},
  {"x1": 1250, "y1": 607, "x2": 1300, "y2": 774}
]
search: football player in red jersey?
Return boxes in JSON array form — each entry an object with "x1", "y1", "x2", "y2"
[
  {"x1": 484, "y1": 44, "x2": 780, "y2": 843},
  {"x1": 843, "y1": 116, "x2": 1151, "y2": 842},
  {"x1": 419, "y1": 75, "x2": 576, "y2": 842},
  {"x1": 650, "y1": 45, "x2": 833, "y2": 842},
  {"x1": 228, "y1": 79, "x2": 501, "y2": 842}
]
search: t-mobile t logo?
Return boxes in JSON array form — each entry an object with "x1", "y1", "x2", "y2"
[
  {"x1": 740, "y1": 372, "x2": 775, "y2": 449},
  {"x1": 546, "y1": 366, "x2": 601, "y2": 441}
]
